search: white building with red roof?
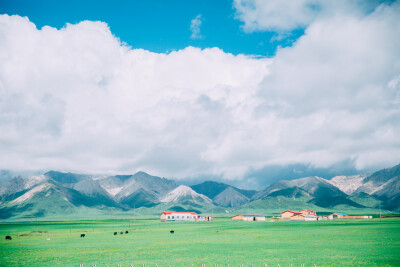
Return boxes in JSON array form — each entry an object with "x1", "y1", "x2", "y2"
[{"x1": 160, "y1": 211, "x2": 198, "y2": 221}]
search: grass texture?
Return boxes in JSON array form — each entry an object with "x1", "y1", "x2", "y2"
[{"x1": 0, "y1": 218, "x2": 399, "y2": 266}]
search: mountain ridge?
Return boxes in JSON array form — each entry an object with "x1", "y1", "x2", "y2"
[{"x1": 1, "y1": 164, "x2": 399, "y2": 219}]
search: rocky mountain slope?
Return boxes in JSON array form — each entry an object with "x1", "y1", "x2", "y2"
[
  {"x1": 213, "y1": 187, "x2": 250, "y2": 207},
  {"x1": 327, "y1": 175, "x2": 368, "y2": 195},
  {"x1": 190, "y1": 181, "x2": 257, "y2": 207},
  {"x1": 253, "y1": 176, "x2": 346, "y2": 200}
]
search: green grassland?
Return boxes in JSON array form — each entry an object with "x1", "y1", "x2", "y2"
[{"x1": 1, "y1": 218, "x2": 399, "y2": 266}]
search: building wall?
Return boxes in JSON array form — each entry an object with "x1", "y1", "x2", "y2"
[
  {"x1": 304, "y1": 217, "x2": 317, "y2": 221},
  {"x1": 300, "y1": 210, "x2": 316, "y2": 215},
  {"x1": 291, "y1": 214, "x2": 317, "y2": 221},
  {"x1": 232, "y1": 215, "x2": 266, "y2": 221},
  {"x1": 282, "y1": 212, "x2": 297, "y2": 219},
  {"x1": 341, "y1": 216, "x2": 372, "y2": 219},
  {"x1": 198, "y1": 216, "x2": 212, "y2": 221},
  {"x1": 290, "y1": 215, "x2": 305, "y2": 221},
  {"x1": 231, "y1": 215, "x2": 244, "y2": 221},
  {"x1": 328, "y1": 214, "x2": 338, "y2": 220},
  {"x1": 161, "y1": 213, "x2": 197, "y2": 221}
]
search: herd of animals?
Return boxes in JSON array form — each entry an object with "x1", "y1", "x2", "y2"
[{"x1": 4, "y1": 230, "x2": 176, "y2": 240}]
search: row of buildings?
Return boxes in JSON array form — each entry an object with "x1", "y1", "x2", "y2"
[
  {"x1": 159, "y1": 210, "x2": 372, "y2": 222},
  {"x1": 281, "y1": 210, "x2": 372, "y2": 221},
  {"x1": 281, "y1": 210, "x2": 319, "y2": 221}
]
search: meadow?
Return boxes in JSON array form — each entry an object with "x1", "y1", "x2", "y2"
[{"x1": 0, "y1": 218, "x2": 399, "y2": 266}]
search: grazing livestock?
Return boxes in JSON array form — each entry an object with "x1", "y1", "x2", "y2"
[
  {"x1": 125, "y1": 231, "x2": 129, "y2": 234},
  {"x1": 114, "y1": 232, "x2": 117, "y2": 235},
  {"x1": 5, "y1": 236, "x2": 12, "y2": 240},
  {"x1": 80, "y1": 234, "x2": 85, "y2": 238},
  {"x1": 170, "y1": 230, "x2": 174, "y2": 234}
]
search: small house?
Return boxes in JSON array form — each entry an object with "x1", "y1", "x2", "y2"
[
  {"x1": 281, "y1": 210, "x2": 300, "y2": 219},
  {"x1": 328, "y1": 213, "x2": 348, "y2": 220},
  {"x1": 197, "y1": 215, "x2": 213, "y2": 221},
  {"x1": 328, "y1": 213, "x2": 339, "y2": 220},
  {"x1": 231, "y1": 214, "x2": 266, "y2": 221},
  {"x1": 160, "y1": 212, "x2": 197, "y2": 222}
]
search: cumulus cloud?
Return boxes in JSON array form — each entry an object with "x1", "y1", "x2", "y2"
[
  {"x1": 0, "y1": 1, "x2": 400, "y2": 186},
  {"x1": 234, "y1": 0, "x2": 383, "y2": 32},
  {"x1": 190, "y1": 14, "x2": 203, "y2": 39},
  {"x1": 0, "y1": 15, "x2": 269, "y2": 179}
]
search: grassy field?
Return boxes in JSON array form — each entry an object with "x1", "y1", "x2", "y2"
[{"x1": 0, "y1": 218, "x2": 399, "y2": 266}]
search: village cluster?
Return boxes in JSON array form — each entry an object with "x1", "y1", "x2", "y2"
[
  {"x1": 279, "y1": 210, "x2": 372, "y2": 221},
  {"x1": 160, "y1": 210, "x2": 372, "y2": 222}
]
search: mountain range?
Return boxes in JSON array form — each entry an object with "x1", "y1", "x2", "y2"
[{"x1": 0, "y1": 164, "x2": 399, "y2": 220}]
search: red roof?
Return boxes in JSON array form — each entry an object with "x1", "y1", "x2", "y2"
[
  {"x1": 162, "y1": 212, "x2": 197, "y2": 215},
  {"x1": 281, "y1": 210, "x2": 300, "y2": 214}
]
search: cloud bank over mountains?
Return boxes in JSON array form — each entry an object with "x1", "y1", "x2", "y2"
[{"x1": 0, "y1": 1, "x2": 399, "y2": 184}]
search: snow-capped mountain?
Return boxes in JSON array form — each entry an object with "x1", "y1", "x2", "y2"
[
  {"x1": 43, "y1": 170, "x2": 178, "y2": 206},
  {"x1": 189, "y1": 181, "x2": 256, "y2": 207},
  {"x1": 327, "y1": 174, "x2": 367, "y2": 195},
  {"x1": 253, "y1": 176, "x2": 346, "y2": 200},
  {"x1": 160, "y1": 185, "x2": 212, "y2": 204},
  {"x1": 0, "y1": 175, "x2": 48, "y2": 196},
  {"x1": 0, "y1": 170, "x2": 179, "y2": 214},
  {"x1": 10, "y1": 183, "x2": 52, "y2": 204}
]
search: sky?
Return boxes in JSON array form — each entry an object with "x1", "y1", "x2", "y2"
[{"x1": 0, "y1": 0, "x2": 400, "y2": 188}]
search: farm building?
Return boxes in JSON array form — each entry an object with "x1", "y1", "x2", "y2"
[
  {"x1": 328, "y1": 213, "x2": 339, "y2": 220},
  {"x1": 290, "y1": 214, "x2": 318, "y2": 221},
  {"x1": 281, "y1": 210, "x2": 300, "y2": 219},
  {"x1": 160, "y1": 212, "x2": 197, "y2": 221},
  {"x1": 197, "y1": 215, "x2": 212, "y2": 221},
  {"x1": 231, "y1": 214, "x2": 266, "y2": 221},
  {"x1": 300, "y1": 209, "x2": 317, "y2": 215},
  {"x1": 328, "y1": 213, "x2": 347, "y2": 220}
]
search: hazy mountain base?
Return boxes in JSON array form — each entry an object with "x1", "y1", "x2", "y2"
[
  {"x1": 0, "y1": 194, "x2": 385, "y2": 222},
  {"x1": 0, "y1": 179, "x2": 393, "y2": 221}
]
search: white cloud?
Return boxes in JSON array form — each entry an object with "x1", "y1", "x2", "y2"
[
  {"x1": 190, "y1": 14, "x2": 203, "y2": 39},
  {"x1": 234, "y1": 0, "x2": 383, "y2": 32},
  {"x1": 1, "y1": 1, "x2": 400, "y2": 183},
  {"x1": 230, "y1": 1, "x2": 400, "y2": 172},
  {"x1": 0, "y1": 15, "x2": 269, "y2": 178},
  {"x1": 234, "y1": 0, "x2": 318, "y2": 32}
]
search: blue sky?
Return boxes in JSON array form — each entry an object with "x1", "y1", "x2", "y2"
[
  {"x1": 0, "y1": 0, "x2": 302, "y2": 56},
  {"x1": 0, "y1": 0, "x2": 399, "y2": 188}
]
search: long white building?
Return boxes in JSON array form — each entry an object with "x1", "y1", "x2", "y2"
[{"x1": 160, "y1": 211, "x2": 197, "y2": 221}]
